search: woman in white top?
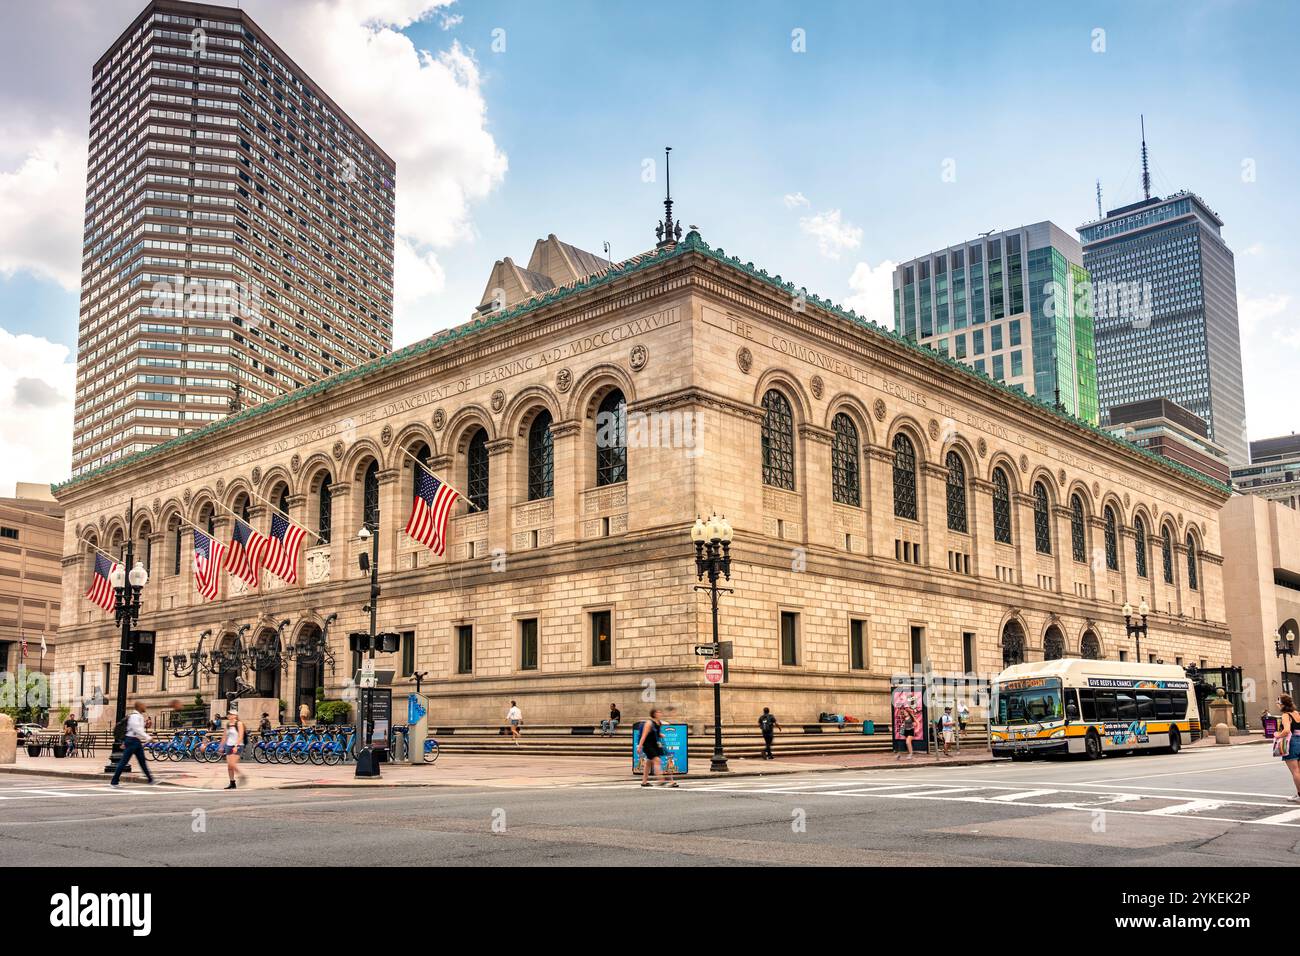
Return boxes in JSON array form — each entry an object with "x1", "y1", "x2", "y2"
[{"x1": 222, "y1": 710, "x2": 247, "y2": 790}]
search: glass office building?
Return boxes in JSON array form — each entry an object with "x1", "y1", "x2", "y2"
[
  {"x1": 892, "y1": 222, "x2": 1098, "y2": 424},
  {"x1": 1078, "y1": 192, "x2": 1247, "y2": 466}
]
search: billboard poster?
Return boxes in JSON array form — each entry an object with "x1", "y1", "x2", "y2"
[
  {"x1": 891, "y1": 683, "x2": 927, "y2": 752},
  {"x1": 631, "y1": 721, "x2": 689, "y2": 775}
]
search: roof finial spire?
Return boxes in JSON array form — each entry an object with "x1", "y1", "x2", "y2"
[
  {"x1": 1140, "y1": 115, "x2": 1151, "y2": 201},
  {"x1": 655, "y1": 146, "x2": 682, "y2": 248}
]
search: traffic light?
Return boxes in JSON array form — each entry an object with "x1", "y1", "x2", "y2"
[{"x1": 348, "y1": 631, "x2": 401, "y2": 654}]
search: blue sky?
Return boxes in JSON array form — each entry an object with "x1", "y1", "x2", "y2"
[{"x1": 1, "y1": 0, "x2": 1297, "y2": 489}]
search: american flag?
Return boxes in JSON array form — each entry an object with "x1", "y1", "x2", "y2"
[
  {"x1": 193, "y1": 529, "x2": 227, "y2": 602},
  {"x1": 263, "y1": 512, "x2": 307, "y2": 583},
  {"x1": 86, "y1": 553, "x2": 118, "y2": 612},
  {"x1": 405, "y1": 468, "x2": 461, "y2": 556},
  {"x1": 227, "y1": 518, "x2": 266, "y2": 588}
]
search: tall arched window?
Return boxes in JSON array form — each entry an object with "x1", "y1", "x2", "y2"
[
  {"x1": 1070, "y1": 494, "x2": 1086, "y2": 563},
  {"x1": 362, "y1": 460, "x2": 380, "y2": 530},
  {"x1": 1081, "y1": 630, "x2": 1102, "y2": 660},
  {"x1": 1032, "y1": 481, "x2": 1051, "y2": 554},
  {"x1": 235, "y1": 493, "x2": 250, "y2": 522},
  {"x1": 1002, "y1": 619, "x2": 1026, "y2": 667},
  {"x1": 945, "y1": 451, "x2": 967, "y2": 533},
  {"x1": 467, "y1": 428, "x2": 489, "y2": 511},
  {"x1": 1161, "y1": 526, "x2": 1173, "y2": 584},
  {"x1": 317, "y1": 474, "x2": 332, "y2": 544},
  {"x1": 1134, "y1": 515, "x2": 1148, "y2": 578},
  {"x1": 992, "y1": 467, "x2": 1012, "y2": 544},
  {"x1": 1186, "y1": 534, "x2": 1199, "y2": 591},
  {"x1": 595, "y1": 390, "x2": 627, "y2": 487},
  {"x1": 527, "y1": 410, "x2": 554, "y2": 500},
  {"x1": 1043, "y1": 626, "x2": 1065, "y2": 661},
  {"x1": 831, "y1": 413, "x2": 860, "y2": 506},
  {"x1": 276, "y1": 485, "x2": 290, "y2": 517},
  {"x1": 892, "y1": 433, "x2": 917, "y2": 520},
  {"x1": 761, "y1": 390, "x2": 795, "y2": 490},
  {"x1": 171, "y1": 518, "x2": 182, "y2": 576},
  {"x1": 1104, "y1": 506, "x2": 1118, "y2": 570}
]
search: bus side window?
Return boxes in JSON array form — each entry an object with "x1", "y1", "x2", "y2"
[
  {"x1": 1116, "y1": 692, "x2": 1137, "y2": 720},
  {"x1": 1136, "y1": 693, "x2": 1155, "y2": 720},
  {"x1": 1173, "y1": 692, "x2": 1188, "y2": 720},
  {"x1": 1078, "y1": 688, "x2": 1097, "y2": 721},
  {"x1": 1159, "y1": 691, "x2": 1180, "y2": 723},
  {"x1": 1095, "y1": 691, "x2": 1118, "y2": 720}
]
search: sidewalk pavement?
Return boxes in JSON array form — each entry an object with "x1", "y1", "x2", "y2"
[{"x1": 0, "y1": 746, "x2": 999, "y2": 791}]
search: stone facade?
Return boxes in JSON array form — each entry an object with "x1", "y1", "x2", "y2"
[{"x1": 52, "y1": 233, "x2": 1232, "y2": 730}]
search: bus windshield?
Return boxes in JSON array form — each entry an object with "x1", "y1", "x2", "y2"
[{"x1": 993, "y1": 679, "x2": 1064, "y2": 726}]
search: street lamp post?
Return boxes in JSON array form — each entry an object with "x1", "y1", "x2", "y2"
[
  {"x1": 104, "y1": 499, "x2": 150, "y2": 774},
  {"x1": 1277, "y1": 629, "x2": 1297, "y2": 699},
  {"x1": 354, "y1": 523, "x2": 381, "y2": 778},
  {"x1": 692, "y1": 512, "x2": 733, "y2": 773},
  {"x1": 1122, "y1": 599, "x2": 1150, "y2": 663}
]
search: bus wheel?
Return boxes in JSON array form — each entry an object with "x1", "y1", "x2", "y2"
[
  {"x1": 1010, "y1": 752, "x2": 1030, "y2": 762},
  {"x1": 1084, "y1": 730, "x2": 1103, "y2": 760},
  {"x1": 1166, "y1": 728, "x2": 1182, "y2": 755}
]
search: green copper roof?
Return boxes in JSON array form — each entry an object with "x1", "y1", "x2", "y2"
[{"x1": 54, "y1": 230, "x2": 1231, "y2": 498}]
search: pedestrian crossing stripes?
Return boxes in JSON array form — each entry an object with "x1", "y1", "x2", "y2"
[
  {"x1": 602, "y1": 774, "x2": 1300, "y2": 828},
  {"x1": 0, "y1": 783, "x2": 207, "y2": 800}
]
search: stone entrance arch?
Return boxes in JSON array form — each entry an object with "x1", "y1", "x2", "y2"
[
  {"x1": 1081, "y1": 630, "x2": 1102, "y2": 660},
  {"x1": 1043, "y1": 625, "x2": 1066, "y2": 661},
  {"x1": 1002, "y1": 619, "x2": 1027, "y2": 668}
]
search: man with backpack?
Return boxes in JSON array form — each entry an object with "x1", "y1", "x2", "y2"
[
  {"x1": 758, "y1": 707, "x2": 781, "y2": 760},
  {"x1": 939, "y1": 706, "x2": 956, "y2": 757}
]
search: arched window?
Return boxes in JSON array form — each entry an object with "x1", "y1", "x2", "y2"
[
  {"x1": 1043, "y1": 626, "x2": 1065, "y2": 661},
  {"x1": 362, "y1": 460, "x2": 380, "y2": 530},
  {"x1": 1032, "y1": 481, "x2": 1051, "y2": 554},
  {"x1": 1104, "y1": 506, "x2": 1118, "y2": 570},
  {"x1": 992, "y1": 467, "x2": 1012, "y2": 544},
  {"x1": 1081, "y1": 631, "x2": 1102, "y2": 660},
  {"x1": 1161, "y1": 526, "x2": 1173, "y2": 584},
  {"x1": 171, "y1": 518, "x2": 182, "y2": 576},
  {"x1": 235, "y1": 493, "x2": 250, "y2": 522},
  {"x1": 467, "y1": 428, "x2": 489, "y2": 511},
  {"x1": 316, "y1": 474, "x2": 332, "y2": 545},
  {"x1": 1186, "y1": 534, "x2": 1199, "y2": 591},
  {"x1": 199, "y1": 504, "x2": 215, "y2": 535},
  {"x1": 761, "y1": 390, "x2": 795, "y2": 490},
  {"x1": 527, "y1": 410, "x2": 554, "y2": 500},
  {"x1": 831, "y1": 413, "x2": 860, "y2": 506},
  {"x1": 892, "y1": 433, "x2": 917, "y2": 520},
  {"x1": 595, "y1": 390, "x2": 627, "y2": 487},
  {"x1": 276, "y1": 485, "x2": 290, "y2": 517},
  {"x1": 1070, "y1": 494, "x2": 1086, "y2": 563},
  {"x1": 1002, "y1": 619, "x2": 1026, "y2": 667},
  {"x1": 945, "y1": 451, "x2": 967, "y2": 533},
  {"x1": 1134, "y1": 515, "x2": 1148, "y2": 578}
]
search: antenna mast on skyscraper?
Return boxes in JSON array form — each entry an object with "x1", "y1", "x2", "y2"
[
  {"x1": 1140, "y1": 115, "x2": 1151, "y2": 201},
  {"x1": 1096, "y1": 179, "x2": 1103, "y2": 219}
]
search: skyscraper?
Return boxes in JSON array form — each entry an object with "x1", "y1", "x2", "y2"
[
  {"x1": 73, "y1": 0, "x2": 396, "y2": 477},
  {"x1": 1079, "y1": 191, "x2": 1247, "y2": 466},
  {"x1": 892, "y1": 222, "x2": 1098, "y2": 424}
]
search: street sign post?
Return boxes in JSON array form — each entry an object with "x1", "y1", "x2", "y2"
[{"x1": 704, "y1": 658, "x2": 724, "y2": 684}]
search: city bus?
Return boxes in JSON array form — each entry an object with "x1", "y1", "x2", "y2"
[{"x1": 989, "y1": 658, "x2": 1199, "y2": 760}]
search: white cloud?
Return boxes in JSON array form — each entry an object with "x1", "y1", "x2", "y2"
[
  {"x1": 844, "y1": 259, "x2": 898, "y2": 328},
  {"x1": 799, "y1": 209, "x2": 862, "y2": 260},
  {"x1": 0, "y1": 0, "x2": 506, "y2": 343},
  {"x1": 783, "y1": 191, "x2": 810, "y2": 209},
  {"x1": 0, "y1": 129, "x2": 86, "y2": 291},
  {"x1": 0, "y1": 329, "x2": 74, "y2": 494},
  {"x1": 1239, "y1": 292, "x2": 1289, "y2": 337}
]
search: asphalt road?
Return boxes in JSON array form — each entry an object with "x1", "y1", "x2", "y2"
[{"x1": 2, "y1": 746, "x2": 1297, "y2": 867}]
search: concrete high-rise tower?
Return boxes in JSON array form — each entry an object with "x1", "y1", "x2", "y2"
[{"x1": 72, "y1": 0, "x2": 396, "y2": 477}]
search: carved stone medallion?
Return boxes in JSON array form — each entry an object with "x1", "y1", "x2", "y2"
[
  {"x1": 491, "y1": 389, "x2": 506, "y2": 413},
  {"x1": 810, "y1": 375, "x2": 824, "y2": 400},
  {"x1": 737, "y1": 348, "x2": 753, "y2": 374},
  {"x1": 872, "y1": 398, "x2": 886, "y2": 422},
  {"x1": 556, "y1": 368, "x2": 573, "y2": 393},
  {"x1": 629, "y1": 344, "x2": 649, "y2": 371}
]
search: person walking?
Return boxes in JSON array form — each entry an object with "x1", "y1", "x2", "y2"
[
  {"x1": 896, "y1": 701, "x2": 917, "y2": 760},
  {"x1": 506, "y1": 700, "x2": 523, "y2": 744},
  {"x1": 939, "y1": 706, "x2": 956, "y2": 757},
  {"x1": 637, "y1": 708, "x2": 677, "y2": 787},
  {"x1": 109, "y1": 701, "x2": 155, "y2": 786},
  {"x1": 758, "y1": 707, "x2": 781, "y2": 759},
  {"x1": 298, "y1": 702, "x2": 311, "y2": 727},
  {"x1": 258, "y1": 713, "x2": 272, "y2": 734},
  {"x1": 222, "y1": 709, "x2": 247, "y2": 790},
  {"x1": 1277, "y1": 694, "x2": 1300, "y2": 803}
]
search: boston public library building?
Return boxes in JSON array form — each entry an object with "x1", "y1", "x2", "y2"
[{"x1": 53, "y1": 224, "x2": 1233, "y2": 729}]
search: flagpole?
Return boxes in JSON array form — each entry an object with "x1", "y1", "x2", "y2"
[
  {"x1": 245, "y1": 487, "x2": 322, "y2": 542},
  {"x1": 78, "y1": 537, "x2": 120, "y2": 563},
  {"x1": 397, "y1": 444, "x2": 481, "y2": 512}
]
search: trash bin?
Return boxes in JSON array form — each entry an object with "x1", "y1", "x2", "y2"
[{"x1": 861, "y1": 720, "x2": 875, "y2": 735}]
